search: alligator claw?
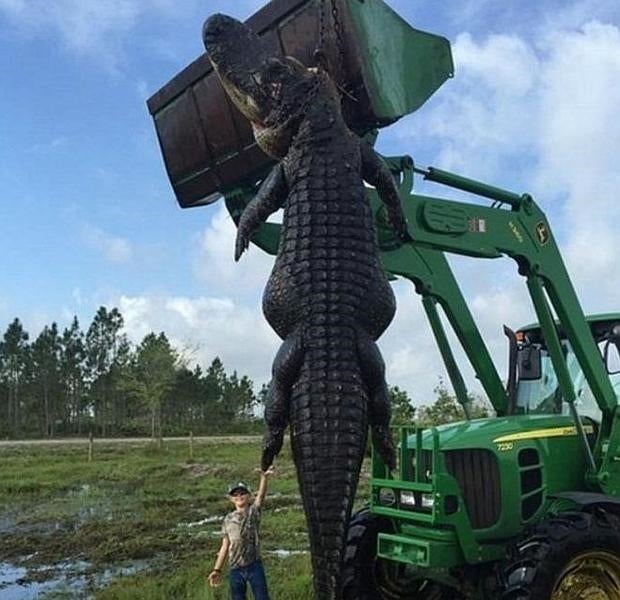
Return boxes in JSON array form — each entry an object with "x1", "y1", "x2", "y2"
[
  {"x1": 262, "y1": 427, "x2": 285, "y2": 471},
  {"x1": 234, "y1": 231, "x2": 250, "y2": 261},
  {"x1": 388, "y1": 210, "x2": 412, "y2": 242},
  {"x1": 372, "y1": 426, "x2": 397, "y2": 471}
]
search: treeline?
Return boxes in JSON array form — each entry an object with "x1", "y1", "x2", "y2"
[
  {"x1": 390, "y1": 381, "x2": 490, "y2": 427},
  {"x1": 0, "y1": 307, "x2": 259, "y2": 439},
  {"x1": 0, "y1": 307, "x2": 493, "y2": 440}
]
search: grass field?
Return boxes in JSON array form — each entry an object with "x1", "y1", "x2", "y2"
[{"x1": 0, "y1": 436, "x2": 371, "y2": 599}]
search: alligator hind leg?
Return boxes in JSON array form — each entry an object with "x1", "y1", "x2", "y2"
[
  {"x1": 262, "y1": 327, "x2": 304, "y2": 470},
  {"x1": 357, "y1": 331, "x2": 397, "y2": 471}
]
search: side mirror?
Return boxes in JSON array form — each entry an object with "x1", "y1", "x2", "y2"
[
  {"x1": 517, "y1": 346, "x2": 542, "y2": 380},
  {"x1": 604, "y1": 339, "x2": 620, "y2": 375}
]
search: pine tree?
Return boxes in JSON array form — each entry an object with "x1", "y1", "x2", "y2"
[
  {"x1": 31, "y1": 323, "x2": 61, "y2": 437},
  {"x1": 132, "y1": 332, "x2": 178, "y2": 443},
  {"x1": 85, "y1": 307, "x2": 124, "y2": 436},
  {"x1": 59, "y1": 317, "x2": 87, "y2": 434},
  {"x1": 0, "y1": 319, "x2": 30, "y2": 437}
]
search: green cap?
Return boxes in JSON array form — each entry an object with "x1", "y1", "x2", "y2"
[{"x1": 228, "y1": 481, "x2": 250, "y2": 495}]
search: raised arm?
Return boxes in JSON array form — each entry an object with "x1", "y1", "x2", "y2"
[
  {"x1": 254, "y1": 465, "x2": 275, "y2": 509},
  {"x1": 360, "y1": 141, "x2": 410, "y2": 241},
  {"x1": 235, "y1": 164, "x2": 288, "y2": 261}
]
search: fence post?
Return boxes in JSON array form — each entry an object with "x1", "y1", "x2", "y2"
[
  {"x1": 189, "y1": 430, "x2": 194, "y2": 460},
  {"x1": 88, "y1": 430, "x2": 94, "y2": 463}
]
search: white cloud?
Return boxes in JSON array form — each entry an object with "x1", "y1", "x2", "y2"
[
  {"x1": 118, "y1": 293, "x2": 279, "y2": 385},
  {"x1": 404, "y1": 31, "x2": 540, "y2": 181},
  {"x1": 380, "y1": 282, "x2": 447, "y2": 404},
  {"x1": 0, "y1": 0, "x2": 281, "y2": 69},
  {"x1": 540, "y1": 0, "x2": 620, "y2": 34},
  {"x1": 535, "y1": 22, "x2": 620, "y2": 303},
  {"x1": 192, "y1": 205, "x2": 275, "y2": 303},
  {"x1": 81, "y1": 224, "x2": 133, "y2": 264},
  {"x1": 0, "y1": 0, "x2": 143, "y2": 66},
  {"x1": 384, "y1": 16, "x2": 620, "y2": 405}
]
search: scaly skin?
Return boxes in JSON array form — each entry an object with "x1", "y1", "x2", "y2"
[{"x1": 204, "y1": 15, "x2": 407, "y2": 599}]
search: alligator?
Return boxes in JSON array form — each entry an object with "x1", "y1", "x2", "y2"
[{"x1": 204, "y1": 14, "x2": 409, "y2": 599}]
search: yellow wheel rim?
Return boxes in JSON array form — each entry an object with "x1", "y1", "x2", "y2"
[{"x1": 552, "y1": 550, "x2": 620, "y2": 600}]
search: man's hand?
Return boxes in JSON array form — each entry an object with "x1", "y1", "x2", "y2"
[
  {"x1": 207, "y1": 570, "x2": 222, "y2": 587},
  {"x1": 254, "y1": 465, "x2": 275, "y2": 508}
]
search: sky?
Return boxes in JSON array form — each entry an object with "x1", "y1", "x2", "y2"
[{"x1": 1, "y1": 0, "x2": 620, "y2": 405}]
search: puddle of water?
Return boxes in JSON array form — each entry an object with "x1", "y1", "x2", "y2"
[
  {"x1": 183, "y1": 516, "x2": 223, "y2": 527},
  {"x1": 11, "y1": 483, "x2": 139, "y2": 533},
  {"x1": 0, "y1": 562, "x2": 85, "y2": 600},
  {"x1": 266, "y1": 549, "x2": 308, "y2": 558},
  {"x1": 0, "y1": 558, "x2": 150, "y2": 600},
  {"x1": 0, "y1": 514, "x2": 17, "y2": 535},
  {"x1": 273, "y1": 506, "x2": 302, "y2": 513}
]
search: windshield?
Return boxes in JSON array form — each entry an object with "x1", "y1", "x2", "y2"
[{"x1": 515, "y1": 341, "x2": 620, "y2": 421}]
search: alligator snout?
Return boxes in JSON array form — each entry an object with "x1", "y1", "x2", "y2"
[{"x1": 203, "y1": 13, "x2": 235, "y2": 44}]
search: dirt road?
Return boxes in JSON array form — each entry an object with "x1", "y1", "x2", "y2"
[{"x1": 0, "y1": 435, "x2": 262, "y2": 447}]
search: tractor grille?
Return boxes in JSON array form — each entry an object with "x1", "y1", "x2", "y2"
[{"x1": 444, "y1": 449, "x2": 501, "y2": 529}]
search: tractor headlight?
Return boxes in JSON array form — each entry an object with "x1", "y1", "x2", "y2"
[
  {"x1": 379, "y1": 487, "x2": 396, "y2": 506},
  {"x1": 421, "y1": 493, "x2": 435, "y2": 509},
  {"x1": 400, "y1": 491, "x2": 434, "y2": 509},
  {"x1": 400, "y1": 491, "x2": 416, "y2": 507}
]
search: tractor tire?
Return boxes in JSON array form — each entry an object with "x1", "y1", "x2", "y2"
[
  {"x1": 498, "y1": 509, "x2": 620, "y2": 599},
  {"x1": 342, "y1": 506, "x2": 458, "y2": 600}
]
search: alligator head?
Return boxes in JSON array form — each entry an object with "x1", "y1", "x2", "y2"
[{"x1": 203, "y1": 14, "x2": 338, "y2": 159}]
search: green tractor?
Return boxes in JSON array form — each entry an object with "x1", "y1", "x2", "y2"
[
  {"x1": 147, "y1": 0, "x2": 620, "y2": 597},
  {"x1": 341, "y1": 159, "x2": 620, "y2": 599}
]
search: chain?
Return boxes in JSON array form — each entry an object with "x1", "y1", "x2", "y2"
[
  {"x1": 315, "y1": 0, "x2": 355, "y2": 101},
  {"x1": 317, "y1": 0, "x2": 327, "y2": 56},
  {"x1": 329, "y1": 0, "x2": 347, "y2": 83}
]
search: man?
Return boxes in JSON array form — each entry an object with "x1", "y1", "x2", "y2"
[{"x1": 207, "y1": 466, "x2": 274, "y2": 599}]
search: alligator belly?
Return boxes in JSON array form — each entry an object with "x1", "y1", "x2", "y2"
[{"x1": 262, "y1": 260, "x2": 303, "y2": 340}]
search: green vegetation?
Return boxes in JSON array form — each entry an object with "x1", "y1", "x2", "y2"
[
  {"x1": 390, "y1": 379, "x2": 491, "y2": 427},
  {"x1": 0, "y1": 436, "x2": 372, "y2": 598},
  {"x1": 0, "y1": 311, "x2": 492, "y2": 596},
  {"x1": 0, "y1": 308, "x2": 260, "y2": 440},
  {"x1": 0, "y1": 383, "x2": 490, "y2": 596},
  {"x1": 0, "y1": 308, "x2": 483, "y2": 443}
]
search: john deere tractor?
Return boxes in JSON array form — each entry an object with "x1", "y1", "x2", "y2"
[
  {"x1": 148, "y1": 0, "x2": 620, "y2": 597},
  {"x1": 340, "y1": 157, "x2": 620, "y2": 599}
]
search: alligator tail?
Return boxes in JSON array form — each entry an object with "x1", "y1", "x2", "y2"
[
  {"x1": 261, "y1": 320, "x2": 395, "y2": 598},
  {"x1": 290, "y1": 323, "x2": 368, "y2": 600}
]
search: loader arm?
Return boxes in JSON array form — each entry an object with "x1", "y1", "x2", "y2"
[{"x1": 377, "y1": 158, "x2": 619, "y2": 488}]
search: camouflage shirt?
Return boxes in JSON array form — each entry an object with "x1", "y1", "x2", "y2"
[{"x1": 222, "y1": 503, "x2": 261, "y2": 568}]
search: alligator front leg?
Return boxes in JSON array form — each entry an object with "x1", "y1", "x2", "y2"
[
  {"x1": 262, "y1": 326, "x2": 304, "y2": 470},
  {"x1": 357, "y1": 330, "x2": 397, "y2": 471},
  {"x1": 235, "y1": 163, "x2": 287, "y2": 261},
  {"x1": 360, "y1": 141, "x2": 411, "y2": 242}
]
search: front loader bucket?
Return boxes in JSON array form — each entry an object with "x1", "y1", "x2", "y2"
[{"x1": 147, "y1": 0, "x2": 453, "y2": 209}]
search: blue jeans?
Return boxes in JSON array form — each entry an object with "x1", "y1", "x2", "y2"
[{"x1": 229, "y1": 559, "x2": 271, "y2": 600}]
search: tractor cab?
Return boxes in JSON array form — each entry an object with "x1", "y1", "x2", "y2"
[{"x1": 511, "y1": 314, "x2": 620, "y2": 421}]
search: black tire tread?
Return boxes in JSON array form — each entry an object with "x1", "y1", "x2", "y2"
[
  {"x1": 498, "y1": 509, "x2": 620, "y2": 599},
  {"x1": 342, "y1": 506, "x2": 455, "y2": 600}
]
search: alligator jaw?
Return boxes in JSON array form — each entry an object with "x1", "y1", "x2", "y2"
[
  {"x1": 203, "y1": 14, "x2": 318, "y2": 158},
  {"x1": 203, "y1": 13, "x2": 271, "y2": 124}
]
